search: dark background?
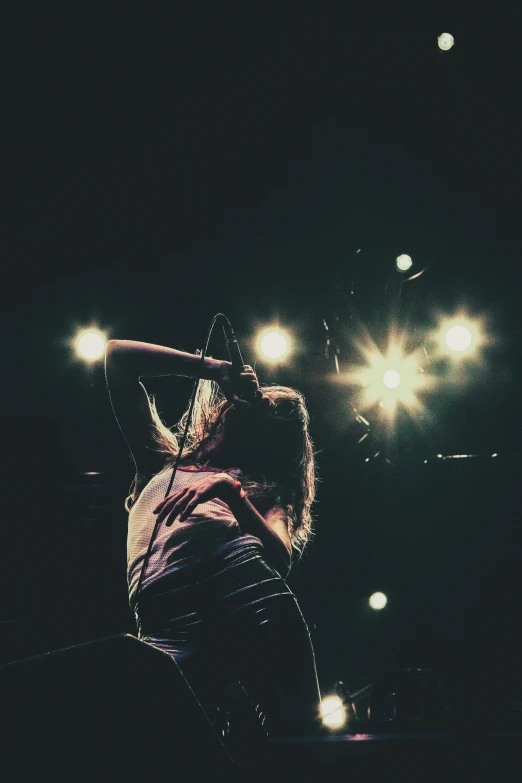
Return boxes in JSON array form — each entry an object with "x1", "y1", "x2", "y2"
[{"x1": 2, "y1": 5, "x2": 521, "y2": 706}]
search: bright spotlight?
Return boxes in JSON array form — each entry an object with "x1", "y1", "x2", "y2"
[
  {"x1": 358, "y1": 346, "x2": 423, "y2": 409},
  {"x1": 445, "y1": 325, "x2": 472, "y2": 353},
  {"x1": 75, "y1": 330, "x2": 106, "y2": 361},
  {"x1": 383, "y1": 369, "x2": 401, "y2": 389},
  {"x1": 257, "y1": 328, "x2": 290, "y2": 362},
  {"x1": 396, "y1": 254, "x2": 413, "y2": 272},
  {"x1": 369, "y1": 592, "x2": 387, "y2": 610},
  {"x1": 438, "y1": 33, "x2": 455, "y2": 51},
  {"x1": 321, "y1": 696, "x2": 347, "y2": 728},
  {"x1": 338, "y1": 332, "x2": 434, "y2": 425},
  {"x1": 434, "y1": 316, "x2": 482, "y2": 358}
]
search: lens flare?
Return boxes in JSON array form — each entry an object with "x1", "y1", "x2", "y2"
[
  {"x1": 334, "y1": 330, "x2": 434, "y2": 425},
  {"x1": 358, "y1": 346, "x2": 424, "y2": 410}
]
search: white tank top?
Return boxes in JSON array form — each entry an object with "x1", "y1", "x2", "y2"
[{"x1": 127, "y1": 465, "x2": 241, "y2": 604}]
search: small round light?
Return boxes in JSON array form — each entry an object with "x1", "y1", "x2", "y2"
[
  {"x1": 76, "y1": 330, "x2": 106, "y2": 360},
  {"x1": 369, "y1": 592, "x2": 387, "y2": 610},
  {"x1": 258, "y1": 330, "x2": 289, "y2": 360},
  {"x1": 383, "y1": 369, "x2": 401, "y2": 389},
  {"x1": 438, "y1": 33, "x2": 455, "y2": 51},
  {"x1": 396, "y1": 254, "x2": 413, "y2": 272},
  {"x1": 445, "y1": 325, "x2": 472, "y2": 353}
]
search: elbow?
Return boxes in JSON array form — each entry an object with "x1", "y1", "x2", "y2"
[
  {"x1": 105, "y1": 339, "x2": 120, "y2": 358},
  {"x1": 104, "y1": 341, "x2": 119, "y2": 373},
  {"x1": 105, "y1": 340, "x2": 133, "y2": 385},
  {"x1": 105, "y1": 340, "x2": 115, "y2": 365},
  {"x1": 105, "y1": 340, "x2": 128, "y2": 367}
]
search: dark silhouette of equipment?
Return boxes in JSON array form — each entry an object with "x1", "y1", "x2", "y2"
[
  {"x1": 3, "y1": 640, "x2": 521, "y2": 776},
  {"x1": 0, "y1": 634, "x2": 233, "y2": 775}
]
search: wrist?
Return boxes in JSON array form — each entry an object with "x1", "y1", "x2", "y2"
[
  {"x1": 222, "y1": 476, "x2": 245, "y2": 504},
  {"x1": 204, "y1": 357, "x2": 227, "y2": 382},
  {"x1": 230, "y1": 478, "x2": 246, "y2": 499},
  {"x1": 216, "y1": 359, "x2": 233, "y2": 386}
]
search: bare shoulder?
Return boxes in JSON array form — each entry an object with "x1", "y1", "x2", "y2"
[
  {"x1": 263, "y1": 506, "x2": 292, "y2": 551},
  {"x1": 264, "y1": 506, "x2": 290, "y2": 524}
]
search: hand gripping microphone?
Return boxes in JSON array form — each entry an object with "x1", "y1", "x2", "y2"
[{"x1": 221, "y1": 319, "x2": 259, "y2": 404}]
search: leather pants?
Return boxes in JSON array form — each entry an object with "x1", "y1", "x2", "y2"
[{"x1": 134, "y1": 534, "x2": 322, "y2": 738}]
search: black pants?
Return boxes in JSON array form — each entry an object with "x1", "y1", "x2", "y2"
[{"x1": 133, "y1": 535, "x2": 322, "y2": 737}]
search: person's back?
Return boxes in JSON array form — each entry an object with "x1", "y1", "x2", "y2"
[
  {"x1": 105, "y1": 338, "x2": 323, "y2": 739},
  {"x1": 127, "y1": 464, "x2": 243, "y2": 606}
]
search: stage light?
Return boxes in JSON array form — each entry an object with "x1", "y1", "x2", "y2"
[
  {"x1": 396, "y1": 254, "x2": 413, "y2": 272},
  {"x1": 321, "y1": 696, "x2": 347, "y2": 728},
  {"x1": 383, "y1": 369, "x2": 401, "y2": 389},
  {"x1": 438, "y1": 33, "x2": 455, "y2": 51},
  {"x1": 75, "y1": 329, "x2": 106, "y2": 361},
  {"x1": 336, "y1": 331, "x2": 434, "y2": 425},
  {"x1": 434, "y1": 316, "x2": 483, "y2": 359},
  {"x1": 256, "y1": 328, "x2": 290, "y2": 361},
  {"x1": 445, "y1": 325, "x2": 472, "y2": 353},
  {"x1": 359, "y1": 347, "x2": 423, "y2": 410},
  {"x1": 369, "y1": 592, "x2": 387, "y2": 610}
]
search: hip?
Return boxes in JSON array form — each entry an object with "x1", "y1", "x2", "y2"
[{"x1": 132, "y1": 533, "x2": 294, "y2": 622}]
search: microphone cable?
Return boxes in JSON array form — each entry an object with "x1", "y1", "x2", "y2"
[{"x1": 132, "y1": 312, "x2": 237, "y2": 622}]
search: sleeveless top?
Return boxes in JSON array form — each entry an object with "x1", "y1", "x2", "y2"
[{"x1": 127, "y1": 465, "x2": 242, "y2": 604}]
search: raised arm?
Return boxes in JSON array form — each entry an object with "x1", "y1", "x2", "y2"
[
  {"x1": 105, "y1": 339, "x2": 226, "y2": 387},
  {"x1": 104, "y1": 340, "x2": 228, "y2": 488}
]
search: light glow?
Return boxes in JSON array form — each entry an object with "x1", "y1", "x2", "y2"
[
  {"x1": 321, "y1": 696, "x2": 347, "y2": 728},
  {"x1": 434, "y1": 315, "x2": 483, "y2": 358},
  {"x1": 256, "y1": 328, "x2": 290, "y2": 361},
  {"x1": 383, "y1": 369, "x2": 401, "y2": 389},
  {"x1": 334, "y1": 330, "x2": 435, "y2": 426},
  {"x1": 369, "y1": 592, "x2": 387, "y2": 610},
  {"x1": 445, "y1": 325, "x2": 472, "y2": 353},
  {"x1": 75, "y1": 330, "x2": 106, "y2": 361},
  {"x1": 438, "y1": 33, "x2": 455, "y2": 51},
  {"x1": 357, "y1": 345, "x2": 424, "y2": 410},
  {"x1": 396, "y1": 254, "x2": 413, "y2": 272}
]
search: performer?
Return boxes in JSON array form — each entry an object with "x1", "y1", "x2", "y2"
[{"x1": 105, "y1": 338, "x2": 322, "y2": 737}]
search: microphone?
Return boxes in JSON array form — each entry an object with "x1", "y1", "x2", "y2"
[
  {"x1": 222, "y1": 320, "x2": 245, "y2": 375},
  {"x1": 222, "y1": 319, "x2": 258, "y2": 405}
]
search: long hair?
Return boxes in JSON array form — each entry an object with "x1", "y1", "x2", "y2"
[{"x1": 125, "y1": 374, "x2": 318, "y2": 558}]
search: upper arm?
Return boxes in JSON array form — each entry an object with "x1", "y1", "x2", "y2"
[{"x1": 106, "y1": 346, "x2": 165, "y2": 480}]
